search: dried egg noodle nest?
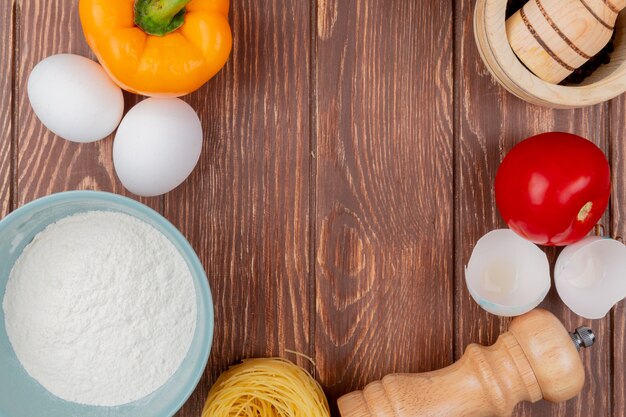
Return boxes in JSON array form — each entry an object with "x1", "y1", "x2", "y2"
[{"x1": 202, "y1": 358, "x2": 330, "y2": 417}]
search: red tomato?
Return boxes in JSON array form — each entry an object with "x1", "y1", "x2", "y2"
[{"x1": 495, "y1": 132, "x2": 610, "y2": 246}]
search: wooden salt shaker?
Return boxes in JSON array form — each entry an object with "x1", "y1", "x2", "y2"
[
  {"x1": 506, "y1": 0, "x2": 626, "y2": 83},
  {"x1": 338, "y1": 309, "x2": 595, "y2": 417}
]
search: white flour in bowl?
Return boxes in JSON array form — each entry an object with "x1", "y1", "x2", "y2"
[{"x1": 2, "y1": 211, "x2": 197, "y2": 406}]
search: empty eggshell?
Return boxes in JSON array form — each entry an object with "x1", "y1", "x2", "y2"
[
  {"x1": 113, "y1": 98, "x2": 203, "y2": 197},
  {"x1": 27, "y1": 54, "x2": 124, "y2": 143},
  {"x1": 555, "y1": 237, "x2": 626, "y2": 319},
  {"x1": 465, "y1": 229, "x2": 551, "y2": 317}
]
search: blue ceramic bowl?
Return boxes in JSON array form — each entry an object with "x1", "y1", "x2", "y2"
[{"x1": 0, "y1": 191, "x2": 213, "y2": 417}]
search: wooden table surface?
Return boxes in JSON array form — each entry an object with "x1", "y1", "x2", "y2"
[{"x1": 1, "y1": 1, "x2": 624, "y2": 416}]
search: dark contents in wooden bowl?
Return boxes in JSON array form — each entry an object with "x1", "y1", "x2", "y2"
[{"x1": 506, "y1": 0, "x2": 615, "y2": 85}]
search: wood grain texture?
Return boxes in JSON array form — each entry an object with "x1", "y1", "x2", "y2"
[
  {"x1": 456, "y1": 1, "x2": 611, "y2": 416},
  {"x1": 0, "y1": 2, "x2": 13, "y2": 218},
  {"x1": 2, "y1": 1, "x2": 624, "y2": 417},
  {"x1": 609, "y1": 96, "x2": 625, "y2": 417},
  {"x1": 314, "y1": 0, "x2": 454, "y2": 414},
  {"x1": 16, "y1": 0, "x2": 158, "y2": 209},
  {"x1": 164, "y1": 1, "x2": 312, "y2": 415}
]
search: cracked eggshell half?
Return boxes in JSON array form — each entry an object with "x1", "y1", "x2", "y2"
[
  {"x1": 555, "y1": 236, "x2": 626, "y2": 319},
  {"x1": 465, "y1": 229, "x2": 551, "y2": 317}
]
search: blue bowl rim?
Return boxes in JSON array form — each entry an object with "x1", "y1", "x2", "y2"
[{"x1": 0, "y1": 190, "x2": 214, "y2": 416}]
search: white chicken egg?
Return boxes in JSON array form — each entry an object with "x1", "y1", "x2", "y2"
[
  {"x1": 465, "y1": 229, "x2": 550, "y2": 317},
  {"x1": 27, "y1": 54, "x2": 124, "y2": 143},
  {"x1": 113, "y1": 98, "x2": 203, "y2": 197}
]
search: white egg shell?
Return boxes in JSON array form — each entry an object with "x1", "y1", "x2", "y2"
[
  {"x1": 27, "y1": 54, "x2": 124, "y2": 143},
  {"x1": 555, "y1": 237, "x2": 626, "y2": 319},
  {"x1": 465, "y1": 229, "x2": 551, "y2": 317},
  {"x1": 113, "y1": 98, "x2": 203, "y2": 197}
]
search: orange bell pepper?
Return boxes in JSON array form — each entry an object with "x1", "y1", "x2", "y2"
[{"x1": 79, "y1": 0, "x2": 232, "y2": 97}]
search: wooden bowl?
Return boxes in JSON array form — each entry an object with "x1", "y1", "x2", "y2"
[{"x1": 474, "y1": 0, "x2": 626, "y2": 108}]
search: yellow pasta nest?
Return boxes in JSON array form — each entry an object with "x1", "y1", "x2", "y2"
[{"x1": 202, "y1": 358, "x2": 330, "y2": 417}]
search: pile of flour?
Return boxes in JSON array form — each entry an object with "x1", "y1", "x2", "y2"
[{"x1": 2, "y1": 211, "x2": 197, "y2": 406}]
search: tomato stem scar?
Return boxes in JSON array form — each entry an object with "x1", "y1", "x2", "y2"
[{"x1": 577, "y1": 201, "x2": 593, "y2": 222}]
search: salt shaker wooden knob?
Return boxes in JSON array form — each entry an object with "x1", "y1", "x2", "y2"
[
  {"x1": 338, "y1": 309, "x2": 595, "y2": 417},
  {"x1": 506, "y1": 0, "x2": 626, "y2": 83}
]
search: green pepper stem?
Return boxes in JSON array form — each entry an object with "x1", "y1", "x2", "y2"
[{"x1": 134, "y1": 0, "x2": 193, "y2": 36}]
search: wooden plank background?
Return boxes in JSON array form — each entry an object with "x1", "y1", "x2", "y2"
[
  {"x1": 0, "y1": 1, "x2": 12, "y2": 219},
  {"x1": 0, "y1": 1, "x2": 623, "y2": 416},
  {"x1": 610, "y1": 96, "x2": 625, "y2": 417},
  {"x1": 314, "y1": 3, "x2": 454, "y2": 413}
]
